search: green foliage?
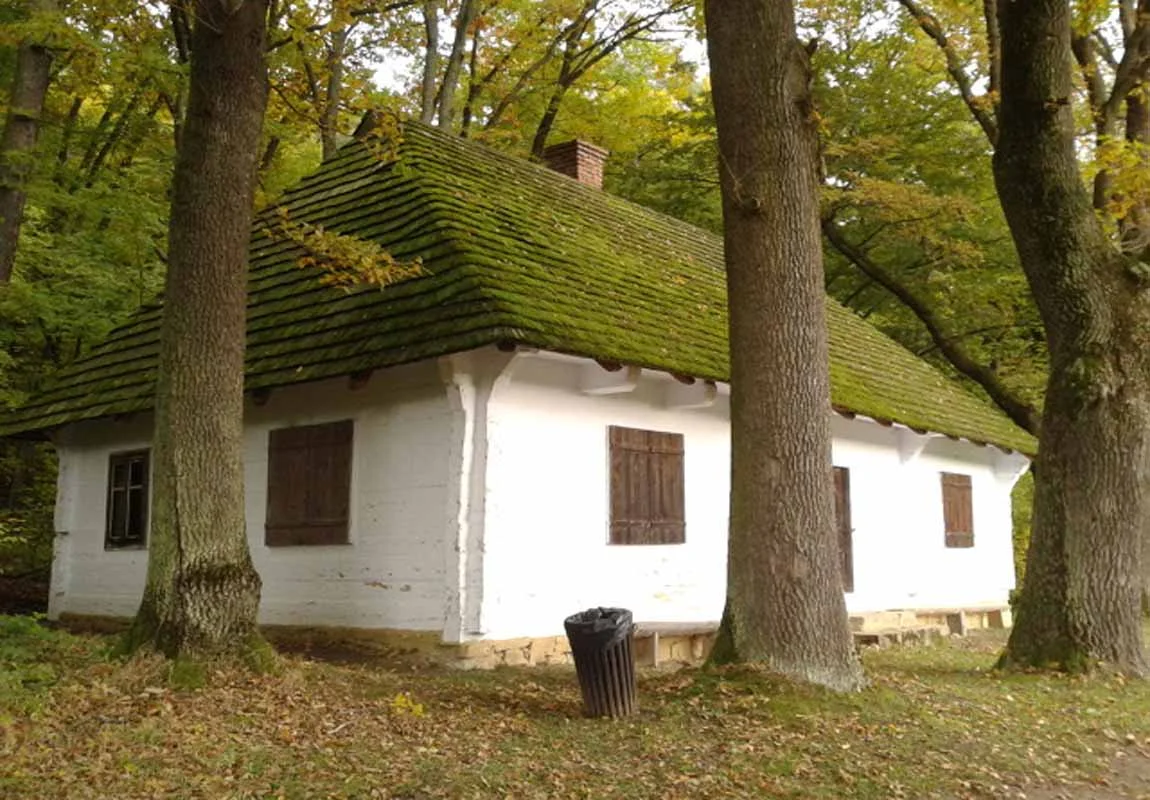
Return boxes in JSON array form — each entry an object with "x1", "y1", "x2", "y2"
[
  {"x1": 0, "y1": 442, "x2": 55, "y2": 577},
  {"x1": 808, "y1": 0, "x2": 1046, "y2": 413},
  {"x1": 0, "y1": 5, "x2": 173, "y2": 577},
  {"x1": 606, "y1": 93, "x2": 721, "y2": 233},
  {"x1": 1012, "y1": 470, "x2": 1034, "y2": 587}
]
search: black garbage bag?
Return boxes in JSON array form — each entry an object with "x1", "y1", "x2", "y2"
[{"x1": 563, "y1": 607, "x2": 637, "y2": 718}]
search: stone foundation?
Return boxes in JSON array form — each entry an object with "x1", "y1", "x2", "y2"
[{"x1": 54, "y1": 607, "x2": 1011, "y2": 668}]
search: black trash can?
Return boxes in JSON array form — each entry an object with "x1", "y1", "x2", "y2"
[{"x1": 564, "y1": 607, "x2": 637, "y2": 718}]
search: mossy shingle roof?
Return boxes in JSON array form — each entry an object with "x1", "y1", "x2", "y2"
[{"x1": 0, "y1": 122, "x2": 1036, "y2": 453}]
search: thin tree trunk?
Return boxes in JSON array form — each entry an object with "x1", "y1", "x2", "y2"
[
  {"x1": 995, "y1": 0, "x2": 1148, "y2": 674},
  {"x1": 84, "y1": 92, "x2": 143, "y2": 186},
  {"x1": 703, "y1": 0, "x2": 864, "y2": 691},
  {"x1": 419, "y1": 0, "x2": 439, "y2": 125},
  {"x1": 0, "y1": 0, "x2": 57, "y2": 284},
  {"x1": 1121, "y1": 91, "x2": 1148, "y2": 258},
  {"x1": 320, "y1": 26, "x2": 347, "y2": 161},
  {"x1": 530, "y1": 81, "x2": 568, "y2": 157},
  {"x1": 459, "y1": 18, "x2": 482, "y2": 137},
  {"x1": 124, "y1": 0, "x2": 270, "y2": 662},
  {"x1": 53, "y1": 96, "x2": 82, "y2": 185},
  {"x1": 436, "y1": 0, "x2": 477, "y2": 130}
]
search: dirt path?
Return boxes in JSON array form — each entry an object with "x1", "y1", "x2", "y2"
[{"x1": 1025, "y1": 752, "x2": 1150, "y2": 799}]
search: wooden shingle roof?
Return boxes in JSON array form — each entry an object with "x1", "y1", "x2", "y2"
[{"x1": 0, "y1": 122, "x2": 1037, "y2": 454}]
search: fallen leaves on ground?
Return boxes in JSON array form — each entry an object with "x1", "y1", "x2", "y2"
[{"x1": 3, "y1": 620, "x2": 1150, "y2": 799}]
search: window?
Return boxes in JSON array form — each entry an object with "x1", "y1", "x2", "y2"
[
  {"x1": 941, "y1": 472, "x2": 974, "y2": 548},
  {"x1": 105, "y1": 450, "x2": 149, "y2": 549},
  {"x1": 609, "y1": 426, "x2": 685, "y2": 545},
  {"x1": 265, "y1": 420, "x2": 353, "y2": 546},
  {"x1": 833, "y1": 466, "x2": 854, "y2": 592}
]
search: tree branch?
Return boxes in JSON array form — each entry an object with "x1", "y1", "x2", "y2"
[
  {"x1": 983, "y1": 0, "x2": 1000, "y2": 101},
  {"x1": 1103, "y1": 15, "x2": 1150, "y2": 125},
  {"x1": 895, "y1": 0, "x2": 998, "y2": 144},
  {"x1": 822, "y1": 216, "x2": 1040, "y2": 434}
]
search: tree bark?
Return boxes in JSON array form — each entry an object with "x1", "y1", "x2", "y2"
[
  {"x1": 436, "y1": 0, "x2": 477, "y2": 130},
  {"x1": 1121, "y1": 89, "x2": 1148, "y2": 259},
  {"x1": 530, "y1": 81, "x2": 568, "y2": 157},
  {"x1": 0, "y1": 0, "x2": 57, "y2": 284},
  {"x1": 419, "y1": 0, "x2": 439, "y2": 125},
  {"x1": 995, "y1": 0, "x2": 1149, "y2": 674},
  {"x1": 459, "y1": 16, "x2": 483, "y2": 137},
  {"x1": 124, "y1": 0, "x2": 269, "y2": 662},
  {"x1": 320, "y1": 25, "x2": 347, "y2": 161},
  {"x1": 704, "y1": 0, "x2": 864, "y2": 691}
]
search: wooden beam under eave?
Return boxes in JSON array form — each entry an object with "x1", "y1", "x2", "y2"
[
  {"x1": 581, "y1": 363, "x2": 641, "y2": 395},
  {"x1": 896, "y1": 427, "x2": 929, "y2": 464},
  {"x1": 665, "y1": 379, "x2": 717, "y2": 409},
  {"x1": 992, "y1": 449, "x2": 1030, "y2": 485}
]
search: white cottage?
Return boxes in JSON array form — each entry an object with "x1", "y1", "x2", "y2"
[{"x1": 0, "y1": 122, "x2": 1035, "y2": 666}]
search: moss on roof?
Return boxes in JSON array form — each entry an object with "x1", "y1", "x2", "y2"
[{"x1": 0, "y1": 122, "x2": 1036, "y2": 454}]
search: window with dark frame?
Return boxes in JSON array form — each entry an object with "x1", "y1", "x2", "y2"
[
  {"x1": 265, "y1": 419, "x2": 354, "y2": 547},
  {"x1": 941, "y1": 472, "x2": 974, "y2": 548},
  {"x1": 833, "y1": 466, "x2": 854, "y2": 592},
  {"x1": 105, "y1": 450, "x2": 150, "y2": 549},
  {"x1": 609, "y1": 425, "x2": 685, "y2": 545}
]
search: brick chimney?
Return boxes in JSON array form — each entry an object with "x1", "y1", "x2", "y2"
[{"x1": 542, "y1": 140, "x2": 609, "y2": 189}]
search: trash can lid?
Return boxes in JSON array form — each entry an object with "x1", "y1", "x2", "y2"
[{"x1": 563, "y1": 607, "x2": 633, "y2": 635}]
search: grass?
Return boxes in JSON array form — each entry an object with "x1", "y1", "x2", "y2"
[{"x1": 2, "y1": 617, "x2": 1150, "y2": 799}]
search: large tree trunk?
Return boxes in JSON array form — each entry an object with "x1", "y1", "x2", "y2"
[
  {"x1": 995, "y1": 0, "x2": 1148, "y2": 674},
  {"x1": 703, "y1": 0, "x2": 864, "y2": 691},
  {"x1": 124, "y1": 0, "x2": 269, "y2": 661},
  {"x1": 0, "y1": 0, "x2": 57, "y2": 284}
]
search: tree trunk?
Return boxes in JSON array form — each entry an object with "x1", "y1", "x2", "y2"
[
  {"x1": 1121, "y1": 91, "x2": 1148, "y2": 259},
  {"x1": 0, "y1": 0, "x2": 56, "y2": 284},
  {"x1": 436, "y1": 0, "x2": 477, "y2": 130},
  {"x1": 459, "y1": 19, "x2": 482, "y2": 137},
  {"x1": 419, "y1": 0, "x2": 439, "y2": 125},
  {"x1": 124, "y1": 0, "x2": 269, "y2": 662},
  {"x1": 319, "y1": 27, "x2": 346, "y2": 161},
  {"x1": 530, "y1": 81, "x2": 568, "y2": 158},
  {"x1": 994, "y1": 0, "x2": 1148, "y2": 674},
  {"x1": 703, "y1": 0, "x2": 864, "y2": 691}
]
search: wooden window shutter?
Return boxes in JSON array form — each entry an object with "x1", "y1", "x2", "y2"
[
  {"x1": 941, "y1": 472, "x2": 974, "y2": 548},
  {"x1": 833, "y1": 466, "x2": 854, "y2": 592},
  {"x1": 609, "y1": 426, "x2": 685, "y2": 545},
  {"x1": 266, "y1": 420, "x2": 353, "y2": 546}
]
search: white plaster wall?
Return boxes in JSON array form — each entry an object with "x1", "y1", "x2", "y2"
[
  {"x1": 829, "y1": 416, "x2": 1019, "y2": 615},
  {"x1": 46, "y1": 347, "x2": 1022, "y2": 643},
  {"x1": 480, "y1": 356, "x2": 731, "y2": 639},
  {"x1": 479, "y1": 354, "x2": 1021, "y2": 640},
  {"x1": 49, "y1": 362, "x2": 456, "y2": 632}
]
